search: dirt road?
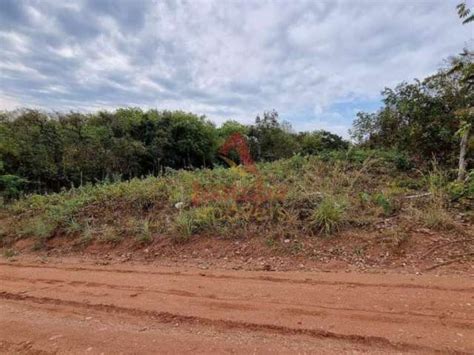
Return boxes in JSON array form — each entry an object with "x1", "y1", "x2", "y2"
[{"x1": 0, "y1": 260, "x2": 473, "y2": 354}]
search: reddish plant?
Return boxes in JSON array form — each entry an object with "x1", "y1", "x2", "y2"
[
  {"x1": 218, "y1": 133, "x2": 255, "y2": 171},
  {"x1": 192, "y1": 132, "x2": 286, "y2": 207}
]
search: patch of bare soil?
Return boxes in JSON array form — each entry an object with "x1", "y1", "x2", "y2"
[
  {"x1": 8, "y1": 227, "x2": 474, "y2": 275},
  {"x1": 0, "y1": 260, "x2": 473, "y2": 354}
]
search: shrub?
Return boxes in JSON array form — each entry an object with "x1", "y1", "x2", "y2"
[
  {"x1": 20, "y1": 217, "x2": 57, "y2": 239},
  {"x1": 447, "y1": 170, "x2": 474, "y2": 202},
  {"x1": 0, "y1": 175, "x2": 27, "y2": 202},
  {"x1": 310, "y1": 196, "x2": 346, "y2": 235},
  {"x1": 135, "y1": 219, "x2": 152, "y2": 244},
  {"x1": 421, "y1": 206, "x2": 457, "y2": 231},
  {"x1": 373, "y1": 193, "x2": 393, "y2": 216},
  {"x1": 174, "y1": 206, "x2": 217, "y2": 239}
]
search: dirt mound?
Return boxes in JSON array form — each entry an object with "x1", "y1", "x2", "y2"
[{"x1": 6, "y1": 227, "x2": 474, "y2": 275}]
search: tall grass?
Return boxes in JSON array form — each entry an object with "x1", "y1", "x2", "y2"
[{"x1": 0, "y1": 152, "x2": 470, "y2": 249}]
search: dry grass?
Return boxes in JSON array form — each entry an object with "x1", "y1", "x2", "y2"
[{"x1": 0, "y1": 151, "x2": 471, "y2": 250}]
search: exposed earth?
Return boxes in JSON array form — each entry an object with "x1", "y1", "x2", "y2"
[{"x1": 0, "y1": 256, "x2": 473, "y2": 354}]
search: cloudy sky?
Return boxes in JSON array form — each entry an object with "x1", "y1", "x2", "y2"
[{"x1": 0, "y1": 0, "x2": 472, "y2": 137}]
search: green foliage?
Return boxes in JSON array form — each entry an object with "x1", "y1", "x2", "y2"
[
  {"x1": 351, "y1": 52, "x2": 473, "y2": 169},
  {"x1": 20, "y1": 217, "x2": 57, "y2": 240},
  {"x1": 248, "y1": 110, "x2": 301, "y2": 161},
  {"x1": 457, "y1": 1, "x2": 474, "y2": 24},
  {"x1": 310, "y1": 196, "x2": 346, "y2": 235},
  {"x1": 1, "y1": 150, "x2": 466, "y2": 247},
  {"x1": 0, "y1": 174, "x2": 27, "y2": 201},
  {"x1": 135, "y1": 219, "x2": 153, "y2": 244},
  {"x1": 175, "y1": 207, "x2": 217, "y2": 239},
  {"x1": 447, "y1": 170, "x2": 474, "y2": 201},
  {"x1": 373, "y1": 193, "x2": 393, "y2": 216},
  {"x1": 0, "y1": 108, "x2": 349, "y2": 198},
  {"x1": 300, "y1": 130, "x2": 349, "y2": 155}
]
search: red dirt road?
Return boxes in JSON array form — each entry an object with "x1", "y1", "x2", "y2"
[{"x1": 0, "y1": 260, "x2": 473, "y2": 354}]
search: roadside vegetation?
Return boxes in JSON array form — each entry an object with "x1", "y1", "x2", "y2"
[
  {"x1": 0, "y1": 2, "x2": 472, "y2": 263},
  {"x1": 0, "y1": 150, "x2": 472, "y2": 251}
]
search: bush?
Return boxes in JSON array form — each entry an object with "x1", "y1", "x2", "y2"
[
  {"x1": 0, "y1": 175, "x2": 27, "y2": 202},
  {"x1": 447, "y1": 170, "x2": 474, "y2": 202},
  {"x1": 174, "y1": 206, "x2": 217, "y2": 239},
  {"x1": 310, "y1": 196, "x2": 346, "y2": 235},
  {"x1": 373, "y1": 193, "x2": 394, "y2": 216}
]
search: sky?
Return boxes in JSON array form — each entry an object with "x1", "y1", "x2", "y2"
[{"x1": 0, "y1": 0, "x2": 473, "y2": 137}]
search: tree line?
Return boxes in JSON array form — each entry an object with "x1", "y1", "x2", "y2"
[
  {"x1": 351, "y1": 50, "x2": 473, "y2": 181},
  {"x1": 352, "y1": 2, "x2": 473, "y2": 181},
  {"x1": 1, "y1": 3, "x2": 472, "y2": 200},
  {"x1": 1, "y1": 47, "x2": 472, "y2": 200},
  {"x1": 0, "y1": 108, "x2": 348, "y2": 198}
]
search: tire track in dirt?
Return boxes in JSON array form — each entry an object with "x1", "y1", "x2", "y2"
[
  {"x1": 1, "y1": 261, "x2": 473, "y2": 353},
  {"x1": 1, "y1": 261, "x2": 472, "y2": 293},
  {"x1": 0, "y1": 291, "x2": 453, "y2": 354},
  {"x1": 1, "y1": 274, "x2": 472, "y2": 331}
]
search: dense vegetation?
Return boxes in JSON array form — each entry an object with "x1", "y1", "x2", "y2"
[
  {"x1": 1, "y1": 42, "x2": 472, "y2": 202},
  {"x1": 351, "y1": 51, "x2": 473, "y2": 172},
  {"x1": 0, "y1": 2, "x2": 472, "y2": 261},
  {"x1": 0, "y1": 109, "x2": 348, "y2": 199},
  {"x1": 0, "y1": 151, "x2": 471, "y2": 252}
]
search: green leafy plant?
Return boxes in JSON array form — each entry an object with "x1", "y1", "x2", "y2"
[
  {"x1": 373, "y1": 193, "x2": 393, "y2": 216},
  {"x1": 310, "y1": 196, "x2": 346, "y2": 235},
  {"x1": 174, "y1": 207, "x2": 217, "y2": 240}
]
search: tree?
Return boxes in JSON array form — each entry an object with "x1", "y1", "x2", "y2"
[
  {"x1": 300, "y1": 130, "x2": 349, "y2": 155},
  {"x1": 248, "y1": 111, "x2": 299, "y2": 161},
  {"x1": 453, "y1": 2, "x2": 474, "y2": 180},
  {"x1": 457, "y1": 1, "x2": 474, "y2": 24},
  {"x1": 448, "y1": 50, "x2": 474, "y2": 181}
]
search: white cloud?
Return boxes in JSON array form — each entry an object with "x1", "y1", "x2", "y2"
[
  {"x1": 0, "y1": 94, "x2": 21, "y2": 110},
  {"x1": 0, "y1": 0, "x2": 472, "y2": 136}
]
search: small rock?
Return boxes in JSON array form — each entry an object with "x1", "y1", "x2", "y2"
[
  {"x1": 417, "y1": 228, "x2": 434, "y2": 235},
  {"x1": 174, "y1": 202, "x2": 185, "y2": 209}
]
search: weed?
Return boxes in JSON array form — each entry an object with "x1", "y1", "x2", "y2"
[
  {"x1": 265, "y1": 236, "x2": 276, "y2": 248},
  {"x1": 373, "y1": 193, "x2": 393, "y2": 216},
  {"x1": 1, "y1": 152, "x2": 469, "y2": 247},
  {"x1": 353, "y1": 245, "x2": 366, "y2": 257},
  {"x1": 135, "y1": 219, "x2": 153, "y2": 244},
  {"x1": 98, "y1": 225, "x2": 122, "y2": 244},
  {"x1": 174, "y1": 206, "x2": 217, "y2": 240},
  {"x1": 288, "y1": 240, "x2": 304, "y2": 255},
  {"x1": 20, "y1": 217, "x2": 56, "y2": 239},
  {"x1": 310, "y1": 196, "x2": 346, "y2": 235},
  {"x1": 65, "y1": 218, "x2": 83, "y2": 235},
  {"x1": 426, "y1": 162, "x2": 449, "y2": 207},
  {"x1": 78, "y1": 225, "x2": 93, "y2": 246},
  {"x1": 2, "y1": 248, "x2": 16, "y2": 258},
  {"x1": 421, "y1": 206, "x2": 456, "y2": 231}
]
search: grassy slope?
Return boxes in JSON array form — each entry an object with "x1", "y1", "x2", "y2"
[{"x1": 0, "y1": 151, "x2": 472, "y2": 254}]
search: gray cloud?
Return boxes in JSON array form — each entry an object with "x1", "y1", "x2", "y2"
[{"x1": 0, "y1": 0, "x2": 472, "y2": 136}]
